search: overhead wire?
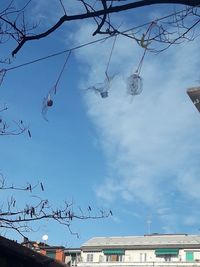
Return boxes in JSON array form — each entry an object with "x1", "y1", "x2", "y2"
[{"x1": 2, "y1": 5, "x2": 197, "y2": 73}]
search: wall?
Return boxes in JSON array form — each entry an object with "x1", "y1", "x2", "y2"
[
  {"x1": 80, "y1": 248, "x2": 200, "y2": 264},
  {"x1": 56, "y1": 249, "x2": 65, "y2": 262},
  {"x1": 39, "y1": 248, "x2": 65, "y2": 263}
]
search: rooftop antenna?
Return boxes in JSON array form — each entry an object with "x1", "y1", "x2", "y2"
[{"x1": 147, "y1": 216, "x2": 152, "y2": 235}]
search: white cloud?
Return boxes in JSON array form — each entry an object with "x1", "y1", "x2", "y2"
[
  {"x1": 96, "y1": 177, "x2": 122, "y2": 202},
  {"x1": 70, "y1": 18, "x2": 200, "y2": 232},
  {"x1": 177, "y1": 169, "x2": 200, "y2": 200},
  {"x1": 183, "y1": 216, "x2": 198, "y2": 226},
  {"x1": 156, "y1": 208, "x2": 171, "y2": 216},
  {"x1": 31, "y1": 0, "x2": 85, "y2": 26}
]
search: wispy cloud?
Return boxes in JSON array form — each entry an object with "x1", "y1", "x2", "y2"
[
  {"x1": 31, "y1": 0, "x2": 85, "y2": 27},
  {"x1": 71, "y1": 18, "x2": 200, "y2": 232}
]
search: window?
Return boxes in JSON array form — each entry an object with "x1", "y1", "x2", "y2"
[
  {"x1": 118, "y1": 255, "x2": 123, "y2": 262},
  {"x1": 87, "y1": 253, "x2": 93, "y2": 262},
  {"x1": 140, "y1": 253, "x2": 147, "y2": 262},
  {"x1": 46, "y1": 251, "x2": 56, "y2": 259},
  {"x1": 103, "y1": 249, "x2": 124, "y2": 262},
  {"x1": 71, "y1": 253, "x2": 77, "y2": 265},
  {"x1": 186, "y1": 252, "x2": 194, "y2": 262},
  {"x1": 106, "y1": 255, "x2": 123, "y2": 262},
  {"x1": 164, "y1": 256, "x2": 171, "y2": 262},
  {"x1": 99, "y1": 255, "x2": 103, "y2": 262}
]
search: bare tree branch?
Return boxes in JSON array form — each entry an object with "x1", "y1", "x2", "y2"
[
  {"x1": 5, "y1": 0, "x2": 200, "y2": 56},
  {"x1": 0, "y1": 173, "x2": 110, "y2": 237},
  {"x1": 0, "y1": 104, "x2": 31, "y2": 137}
]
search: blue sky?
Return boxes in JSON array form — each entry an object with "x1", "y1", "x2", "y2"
[{"x1": 1, "y1": 0, "x2": 200, "y2": 247}]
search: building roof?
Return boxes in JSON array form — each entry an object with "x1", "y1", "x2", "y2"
[
  {"x1": 22, "y1": 238, "x2": 66, "y2": 251},
  {"x1": 0, "y1": 235, "x2": 66, "y2": 267},
  {"x1": 81, "y1": 234, "x2": 200, "y2": 251},
  {"x1": 64, "y1": 248, "x2": 81, "y2": 253}
]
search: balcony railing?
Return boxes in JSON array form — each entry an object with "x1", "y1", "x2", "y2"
[{"x1": 78, "y1": 261, "x2": 200, "y2": 267}]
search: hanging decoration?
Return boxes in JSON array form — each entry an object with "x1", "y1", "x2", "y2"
[
  {"x1": 127, "y1": 22, "x2": 154, "y2": 97},
  {"x1": 127, "y1": 73, "x2": 143, "y2": 96},
  {"x1": 87, "y1": 35, "x2": 117, "y2": 98},
  {"x1": 87, "y1": 73, "x2": 116, "y2": 98},
  {"x1": 42, "y1": 51, "x2": 71, "y2": 121}
]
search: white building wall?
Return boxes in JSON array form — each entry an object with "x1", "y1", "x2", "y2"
[
  {"x1": 125, "y1": 250, "x2": 156, "y2": 262},
  {"x1": 80, "y1": 248, "x2": 200, "y2": 264},
  {"x1": 82, "y1": 252, "x2": 104, "y2": 263},
  {"x1": 181, "y1": 249, "x2": 200, "y2": 262}
]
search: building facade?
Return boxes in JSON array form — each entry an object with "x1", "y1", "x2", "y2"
[
  {"x1": 65, "y1": 248, "x2": 81, "y2": 266},
  {"x1": 78, "y1": 234, "x2": 200, "y2": 267},
  {"x1": 22, "y1": 239, "x2": 81, "y2": 266}
]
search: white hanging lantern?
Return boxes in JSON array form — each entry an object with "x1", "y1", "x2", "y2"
[{"x1": 127, "y1": 73, "x2": 143, "y2": 96}]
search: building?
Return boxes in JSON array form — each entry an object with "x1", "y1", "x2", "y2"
[
  {"x1": 65, "y1": 248, "x2": 81, "y2": 266},
  {"x1": 78, "y1": 234, "x2": 200, "y2": 267},
  {"x1": 0, "y1": 235, "x2": 66, "y2": 267},
  {"x1": 22, "y1": 238, "x2": 81, "y2": 266},
  {"x1": 22, "y1": 238, "x2": 66, "y2": 263}
]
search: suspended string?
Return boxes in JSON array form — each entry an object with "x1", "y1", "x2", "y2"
[
  {"x1": 54, "y1": 50, "x2": 71, "y2": 93},
  {"x1": 42, "y1": 51, "x2": 71, "y2": 121},
  {"x1": 126, "y1": 22, "x2": 155, "y2": 98},
  {"x1": 105, "y1": 35, "x2": 117, "y2": 78},
  {"x1": 87, "y1": 35, "x2": 117, "y2": 98},
  {"x1": 136, "y1": 21, "x2": 154, "y2": 75},
  {"x1": 135, "y1": 48, "x2": 147, "y2": 76}
]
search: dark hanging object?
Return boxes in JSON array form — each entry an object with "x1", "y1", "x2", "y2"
[
  {"x1": 47, "y1": 98, "x2": 53, "y2": 107},
  {"x1": 100, "y1": 91, "x2": 108, "y2": 98},
  {"x1": 187, "y1": 87, "x2": 200, "y2": 112},
  {"x1": 42, "y1": 51, "x2": 71, "y2": 121},
  {"x1": 40, "y1": 182, "x2": 44, "y2": 191},
  {"x1": 28, "y1": 130, "x2": 31, "y2": 138}
]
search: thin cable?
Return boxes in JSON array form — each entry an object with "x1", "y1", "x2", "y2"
[
  {"x1": 4, "y1": 5, "x2": 196, "y2": 72},
  {"x1": 105, "y1": 35, "x2": 117, "y2": 76},
  {"x1": 124, "y1": 5, "x2": 196, "y2": 35},
  {"x1": 6, "y1": 38, "x2": 109, "y2": 72}
]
